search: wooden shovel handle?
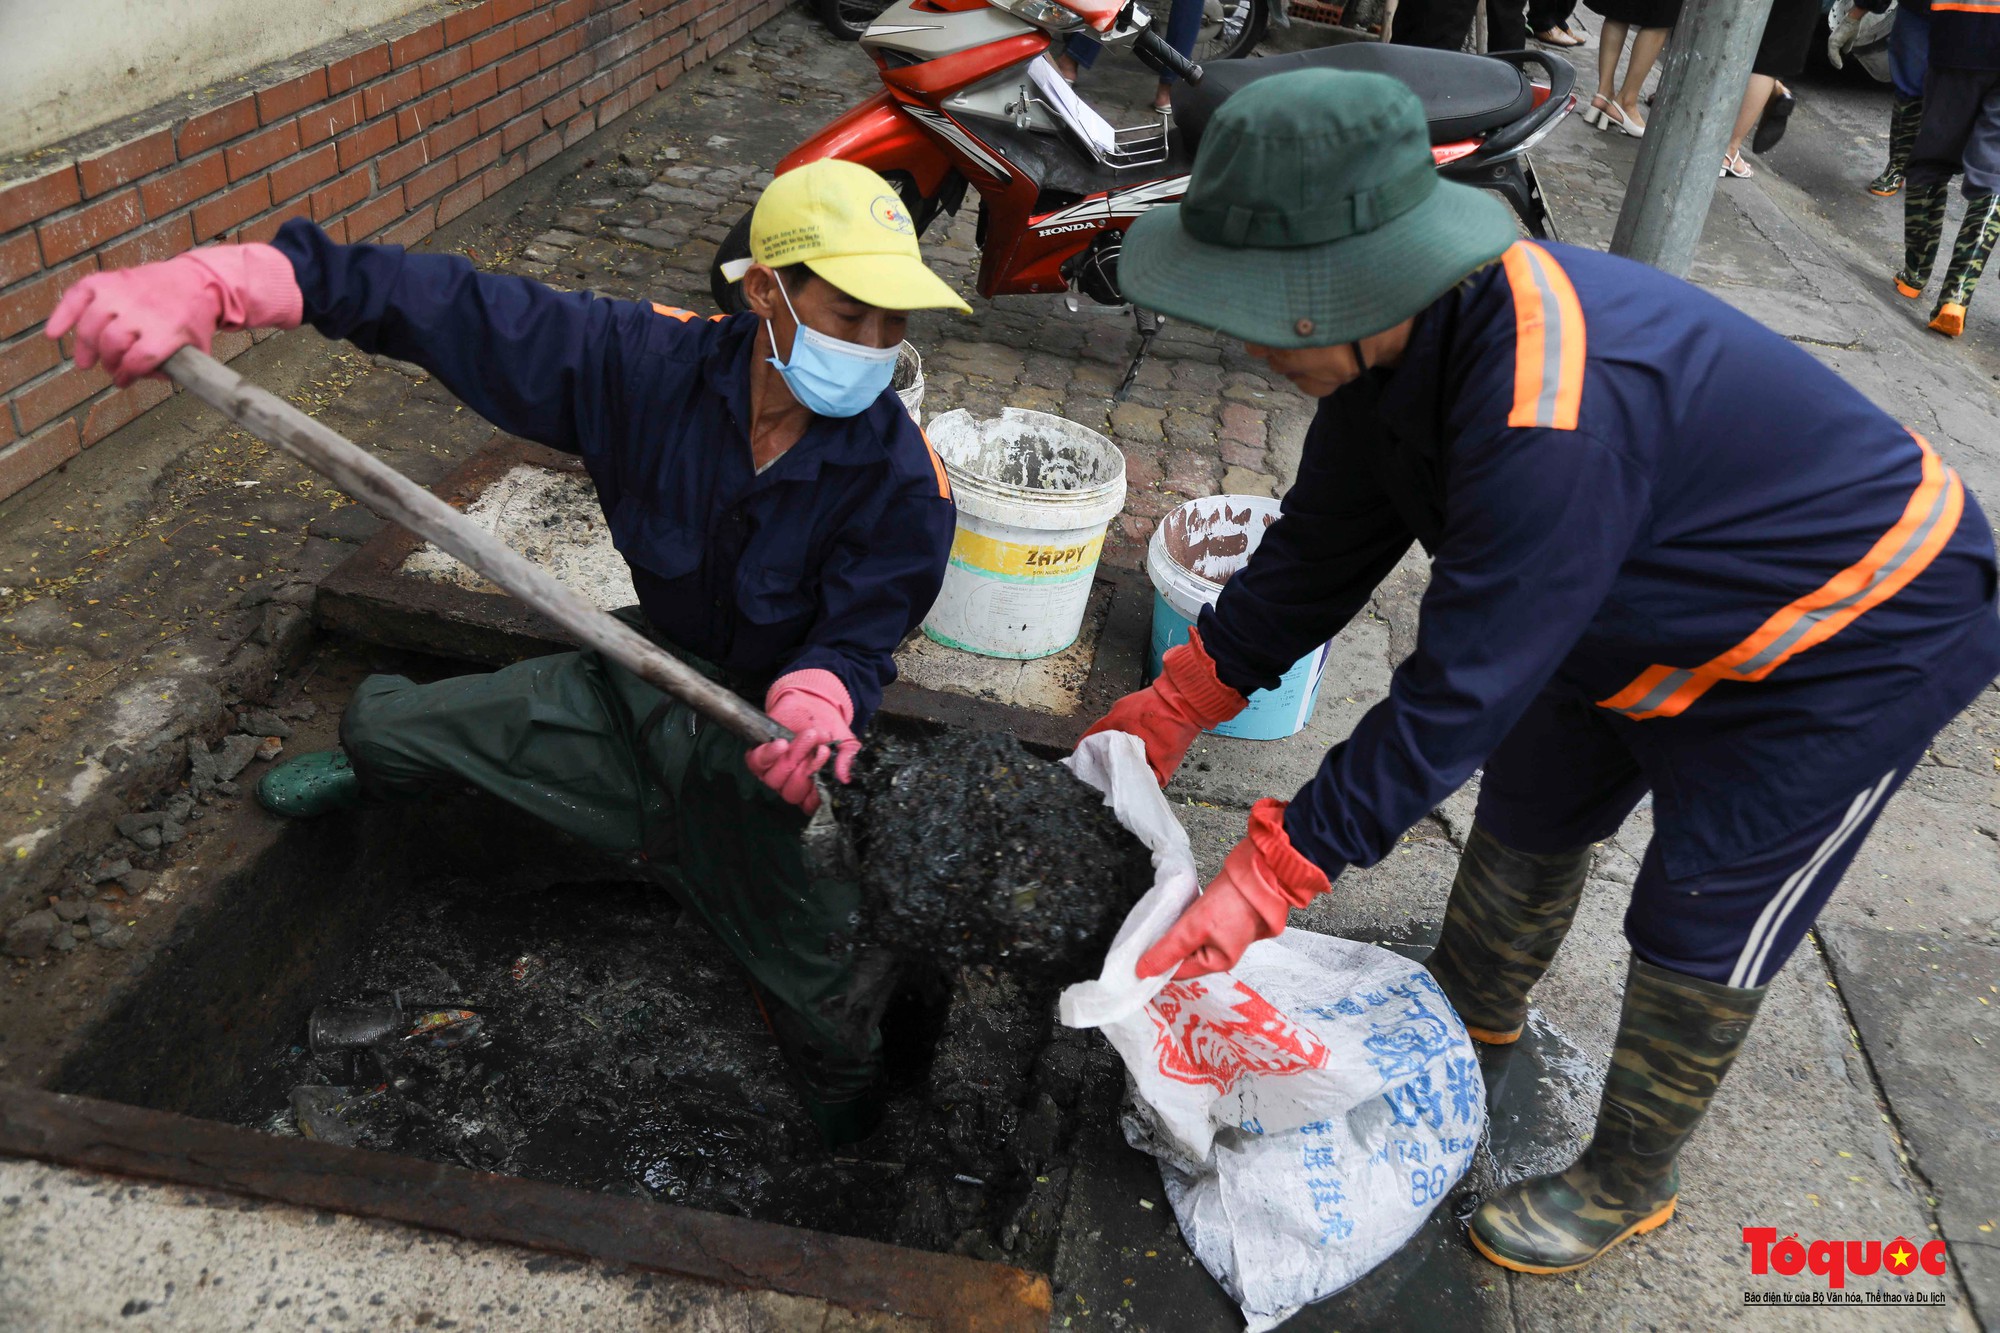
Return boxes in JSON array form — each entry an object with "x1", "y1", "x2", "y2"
[{"x1": 163, "y1": 347, "x2": 787, "y2": 748}]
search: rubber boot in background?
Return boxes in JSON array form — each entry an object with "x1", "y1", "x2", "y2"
[
  {"x1": 1426, "y1": 823, "x2": 1592, "y2": 1045},
  {"x1": 1897, "y1": 181, "x2": 1950, "y2": 299},
  {"x1": 1468, "y1": 958, "x2": 1768, "y2": 1273},
  {"x1": 1870, "y1": 96, "x2": 1923, "y2": 197},
  {"x1": 257, "y1": 749, "x2": 363, "y2": 817},
  {"x1": 1930, "y1": 191, "x2": 2000, "y2": 337}
]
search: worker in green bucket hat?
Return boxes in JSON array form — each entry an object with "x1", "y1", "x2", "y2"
[{"x1": 1083, "y1": 68, "x2": 2000, "y2": 1274}]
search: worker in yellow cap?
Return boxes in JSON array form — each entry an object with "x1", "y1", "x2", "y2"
[{"x1": 50, "y1": 158, "x2": 971, "y2": 1145}]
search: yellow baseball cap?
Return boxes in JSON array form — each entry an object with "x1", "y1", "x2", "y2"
[{"x1": 718, "y1": 159, "x2": 972, "y2": 314}]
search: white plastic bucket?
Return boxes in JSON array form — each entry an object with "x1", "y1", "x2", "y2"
[
  {"x1": 893, "y1": 342, "x2": 924, "y2": 425},
  {"x1": 1147, "y1": 495, "x2": 1331, "y2": 740},
  {"x1": 923, "y1": 407, "x2": 1127, "y2": 660}
]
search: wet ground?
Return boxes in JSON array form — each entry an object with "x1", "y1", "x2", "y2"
[
  {"x1": 227, "y1": 870, "x2": 1129, "y2": 1270},
  {"x1": 844, "y1": 731, "x2": 1152, "y2": 981}
]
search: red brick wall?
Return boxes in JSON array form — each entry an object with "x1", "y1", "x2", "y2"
[{"x1": 0, "y1": 0, "x2": 784, "y2": 504}]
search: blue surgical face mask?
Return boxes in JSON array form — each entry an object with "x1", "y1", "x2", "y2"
[{"x1": 765, "y1": 278, "x2": 898, "y2": 418}]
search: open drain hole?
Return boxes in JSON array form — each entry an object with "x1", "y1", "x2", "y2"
[
  {"x1": 54, "y1": 781, "x2": 1129, "y2": 1273},
  {"x1": 232, "y1": 879, "x2": 1131, "y2": 1265}
]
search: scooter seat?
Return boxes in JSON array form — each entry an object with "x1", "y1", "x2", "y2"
[{"x1": 1172, "y1": 43, "x2": 1538, "y2": 153}]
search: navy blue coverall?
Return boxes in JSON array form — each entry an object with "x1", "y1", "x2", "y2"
[
  {"x1": 1199, "y1": 240, "x2": 2000, "y2": 989},
  {"x1": 270, "y1": 219, "x2": 958, "y2": 1102}
]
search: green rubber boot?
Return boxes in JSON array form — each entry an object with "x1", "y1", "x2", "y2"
[
  {"x1": 1426, "y1": 823, "x2": 1592, "y2": 1045},
  {"x1": 1469, "y1": 959, "x2": 1767, "y2": 1274},
  {"x1": 1897, "y1": 180, "x2": 1950, "y2": 298},
  {"x1": 1869, "y1": 95, "x2": 1922, "y2": 198},
  {"x1": 256, "y1": 749, "x2": 363, "y2": 818},
  {"x1": 1930, "y1": 190, "x2": 2000, "y2": 338},
  {"x1": 801, "y1": 1088, "x2": 885, "y2": 1148}
]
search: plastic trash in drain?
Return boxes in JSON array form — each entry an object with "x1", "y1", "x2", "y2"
[{"x1": 1060, "y1": 732, "x2": 1486, "y2": 1330}]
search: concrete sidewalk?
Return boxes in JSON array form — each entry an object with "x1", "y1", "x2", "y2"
[{"x1": 0, "y1": 7, "x2": 1993, "y2": 1330}]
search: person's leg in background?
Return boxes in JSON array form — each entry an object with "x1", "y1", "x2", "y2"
[
  {"x1": 1469, "y1": 751, "x2": 1924, "y2": 1274},
  {"x1": 1390, "y1": 0, "x2": 1486, "y2": 49},
  {"x1": 1057, "y1": 33, "x2": 1101, "y2": 82},
  {"x1": 1529, "y1": 0, "x2": 1581, "y2": 45},
  {"x1": 1612, "y1": 26, "x2": 1669, "y2": 133},
  {"x1": 1723, "y1": 73, "x2": 1777, "y2": 177},
  {"x1": 1064, "y1": 0, "x2": 1205, "y2": 109},
  {"x1": 1488, "y1": 0, "x2": 1531, "y2": 49},
  {"x1": 1928, "y1": 75, "x2": 2000, "y2": 336},
  {"x1": 1899, "y1": 67, "x2": 1982, "y2": 322},
  {"x1": 1872, "y1": 3, "x2": 1931, "y2": 195},
  {"x1": 1738, "y1": 0, "x2": 1819, "y2": 167},
  {"x1": 1587, "y1": 19, "x2": 1632, "y2": 125},
  {"x1": 1150, "y1": 0, "x2": 1208, "y2": 107}
]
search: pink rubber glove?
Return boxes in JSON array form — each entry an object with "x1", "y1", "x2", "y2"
[
  {"x1": 45, "y1": 245, "x2": 303, "y2": 388},
  {"x1": 1138, "y1": 799, "x2": 1331, "y2": 980},
  {"x1": 745, "y1": 669, "x2": 860, "y2": 815}
]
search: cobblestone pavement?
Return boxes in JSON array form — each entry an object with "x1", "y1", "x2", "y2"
[{"x1": 464, "y1": 10, "x2": 1312, "y2": 578}]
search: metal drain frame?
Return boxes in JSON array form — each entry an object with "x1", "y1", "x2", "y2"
[
  {"x1": 0, "y1": 1082, "x2": 1051, "y2": 1331},
  {"x1": 316, "y1": 435, "x2": 1151, "y2": 751}
]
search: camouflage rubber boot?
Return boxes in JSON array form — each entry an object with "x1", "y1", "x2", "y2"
[
  {"x1": 1426, "y1": 823, "x2": 1592, "y2": 1045},
  {"x1": 1468, "y1": 958, "x2": 1767, "y2": 1274},
  {"x1": 1869, "y1": 96, "x2": 1922, "y2": 197},
  {"x1": 256, "y1": 749, "x2": 362, "y2": 818},
  {"x1": 1930, "y1": 191, "x2": 2000, "y2": 338},
  {"x1": 1897, "y1": 181, "x2": 1950, "y2": 298}
]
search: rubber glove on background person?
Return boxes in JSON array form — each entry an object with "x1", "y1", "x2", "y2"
[
  {"x1": 745, "y1": 669, "x2": 860, "y2": 814},
  {"x1": 1827, "y1": 5, "x2": 1865, "y2": 68},
  {"x1": 45, "y1": 245, "x2": 303, "y2": 385},
  {"x1": 1080, "y1": 627, "x2": 1248, "y2": 786},
  {"x1": 1137, "y1": 799, "x2": 1332, "y2": 979}
]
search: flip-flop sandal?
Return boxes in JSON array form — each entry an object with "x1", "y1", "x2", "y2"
[
  {"x1": 1534, "y1": 27, "x2": 1583, "y2": 45},
  {"x1": 1752, "y1": 89, "x2": 1795, "y2": 154}
]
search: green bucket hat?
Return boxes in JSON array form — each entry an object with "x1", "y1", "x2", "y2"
[{"x1": 1122, "y1": 69, "x2": 1517, "y2": 348}]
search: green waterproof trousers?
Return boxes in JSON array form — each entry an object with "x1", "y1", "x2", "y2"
[{"x1": 339, "y1": 611, "x2": 880, "y2": 1105}]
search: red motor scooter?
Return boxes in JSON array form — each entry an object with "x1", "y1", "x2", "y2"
[{"x1": 711, "y1": 0, "x2": 1572, "y2": 332}]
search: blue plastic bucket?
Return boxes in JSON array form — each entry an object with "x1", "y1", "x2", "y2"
[{"x1": 1146, "y1": 496, "x2": 1331, "y2": 741}]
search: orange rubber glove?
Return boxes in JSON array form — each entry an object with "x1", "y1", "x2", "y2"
[
  {"x1": 745, "y1": 669, "x2": 859, "y2": 815},
  {"x1": 1138, "y1": 799, "x2": 1331, "y2": 980},
  {"x1": 1079, "y1": 626, "x2": 1248, "y2": 785}
]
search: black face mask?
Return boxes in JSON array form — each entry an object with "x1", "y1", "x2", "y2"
[{"x1": 1351, "y1": 340, "x2": 1369, "y2": 374}]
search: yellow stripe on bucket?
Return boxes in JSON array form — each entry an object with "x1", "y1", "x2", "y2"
[{"x1": 948, "y1": 527, "x2": 1105, "y2": 584}]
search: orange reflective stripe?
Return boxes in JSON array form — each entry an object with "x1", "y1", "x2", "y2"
[
  {"x1": 1933, "y1": 1, "x2": 2000, "y2": 11},
  {"x1": 1500, "y1": 241, "x2": 1588, "y2": 431},
  {"x1": 917, "y1": 425, "x2": 952, "y2": 500},
  {"x1": 648, "y1": 303, "x2": 725, "y2": 322},
  {"x1": 1600, "y1": 433, "x2": 1966, "y2": 721}
]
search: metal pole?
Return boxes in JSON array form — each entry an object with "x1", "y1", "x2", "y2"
[{"x1": 1608, "y1": 0, "x2": 1775, "y2": 276}]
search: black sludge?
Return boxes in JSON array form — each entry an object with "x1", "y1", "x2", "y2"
[
  {"x1": 841, "y1": 732, "x2": 1152, "y2": 982},
  {"x1": 228, "y1": 876, "x2": 1132, "y2": 1263}
]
